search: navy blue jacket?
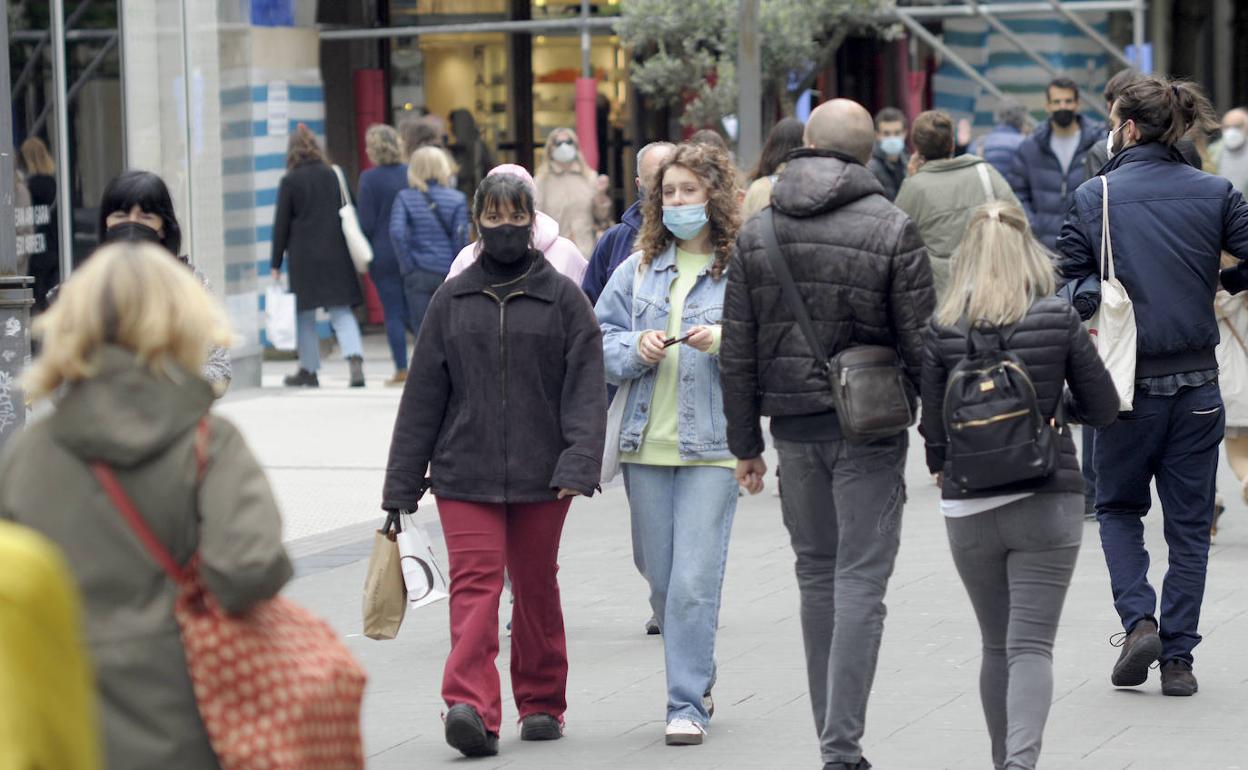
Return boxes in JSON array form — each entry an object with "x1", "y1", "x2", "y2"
[
  {"x1": 1056, "y1": 142, "x2": 1248, "y2": 377},
  {"x1": 1007, "y1": 116, "x2": 1104, "y2": 249},
  {"x1": 972, "y1": 124, "x2": 1026, "y2": 179},
  {"x1": 389, "y1": 182, "x2": 469, "y2": 275},
  {"x1": 357, "y1": 163, "x2": 408, "y2": 278},
  {"x1": 581, "y1": 200, "x2": 643, "y2": 305}
]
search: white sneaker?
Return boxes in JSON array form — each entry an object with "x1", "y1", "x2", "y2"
[{"x1": 665, "y1": 718, "x2": 707, "y2": 746}]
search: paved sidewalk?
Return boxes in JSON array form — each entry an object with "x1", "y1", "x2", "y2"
[{"x1": 218, "y1": 335, "x2": 1248, "y2": 769}]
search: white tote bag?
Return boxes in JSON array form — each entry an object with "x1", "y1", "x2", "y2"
[
  {"x1": 396, "y1": 514, "x2": 449, "y2": 610},
  {"x1": 264, "y1": 284, "x2": 297, "y2": 351},
  {"x1": 332, "y1": 164, "x2": 373, "y2": 273},
  {"x1": 1089, "y1": 176, "x2": 1137, "y2": 412},
  {"x1": 601, "y1": 259, "x2": 644, "y2": 484}
]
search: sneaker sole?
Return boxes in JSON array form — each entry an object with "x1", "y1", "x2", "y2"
[
  {"x1": 520, "y1": 720, "x2": 564, "y2": 741},
  {"x1": 445, "y1": 712, "x2": 498, "y2": 757},
  {"x1": 665, "y1": 733, "x2": 704, "y2": 746},
  {"x1": 1162, "y1": 680, "x2": 1198, "y2": 697},
  {"x1": 1111, "y1": 634, "x2": 1163, "y2": 687}
]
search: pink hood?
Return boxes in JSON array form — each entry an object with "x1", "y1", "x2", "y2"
[{"x1": 446, "y1": 210, "x2": 588, "y2": 285}]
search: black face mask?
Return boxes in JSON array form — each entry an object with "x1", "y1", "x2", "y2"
[
  {"x1": 479, "y1": 223, "x2": 532, "y2": 265},
  {"x1": 1051, "y1": 109, "x2": 1076, "y2": 128},
  {"x1": 104, "y1": 220, "x2": 164, "y2": 247}
]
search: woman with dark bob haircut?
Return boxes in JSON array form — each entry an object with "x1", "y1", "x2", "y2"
[
  {"x1": 382, "y1": 173, "x2": 606, "y2": 759},
  {"x1": 93, "y1": 169, "x2": 232, "y2": 392}
]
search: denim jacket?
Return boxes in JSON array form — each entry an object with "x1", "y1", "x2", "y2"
[{"x1": 595, "y1": 246, "x2": 732, "y2": 461}]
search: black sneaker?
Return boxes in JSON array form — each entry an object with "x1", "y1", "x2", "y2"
[
  {"x1": 444, "y1": 704, "x2": 498, "y2": 757},
  {"x1": 348, "y1": 354, "x2": 365, "y2": 388},
  {"x1": 645, "y1": 615, "x2": 661, "y2": 635},
  {"x1": 1110, "y1": 619, "x2": 1163, "y2": 687},
  {"x1": 1160, "y1": 659, "x2": 1198, "y2": 696},
  {"x1": 283, "y1": 369, "x2": 319, "y2": 388},
  {"x1": 519, "y1": 713, "x2": 564, "y2": 741}
]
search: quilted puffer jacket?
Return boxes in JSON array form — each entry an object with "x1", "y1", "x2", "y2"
[
  {"x1": 920, "y1": 297, "x2": 1120, "y2": 499},
  {"x1": 721, "y1": 148, "x2": 937, "y2": 459}
]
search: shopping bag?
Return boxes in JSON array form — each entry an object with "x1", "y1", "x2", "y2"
[
  {"x1": 264, "y1": 284, "x2": 297, "y2": 351},
  {"x1": 396, "y1": 513, "x2": 449, "y2": 609},
  {"x1": 361, "y1": 516, "x2": 407, "y2": 640},
  {"x1": 1089, "y1": 176, "x2": 1136, "y2": 412},
  {"x1": 333, "y1": 165, "x2": 373, "y2": 273}
]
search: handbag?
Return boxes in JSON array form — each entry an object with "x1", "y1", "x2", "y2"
[
  {"x1": 396, "y1": 511, "x2": 449, "y2": 609},
  {"x1": 92, "y1": 420, "x2": 367, "y2": 770},
  {"x1": 362, "y1": 512, "x2": 407, "y2": 640},
  {"x1": 332, "y1": 164, "x2": 373, "y2": 273},
  {"x1": 1088, "y1": 176, "x2": 1136, "y2": 412},
  {"x1": 761, "y1": 208, "x2": 915, "y2": 441},
  {"x1": 264, "y1": 284, "x2": 297, "y2": 351},
  {"x1": 601, "y1": 258, "x2": 644, "y2": 483}
]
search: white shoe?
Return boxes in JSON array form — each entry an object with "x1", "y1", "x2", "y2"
[{"x1": 665, "y1": 718, "x2": 707, "y2": 746}]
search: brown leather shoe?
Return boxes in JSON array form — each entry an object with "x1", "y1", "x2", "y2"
[
  {"x1": 1161, "y1": 659, "x2": 1198, "y2": 696},
  {"x1": 1110, "y1": 619, "x2": 1163, "y2": 687},
  {"x1": 385, "y1": 368, "x2": 408, "y2": 386}
]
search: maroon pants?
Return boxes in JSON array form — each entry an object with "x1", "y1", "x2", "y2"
[{"x1": 436, "y1": 497, "x2": 571, "y2": 734}]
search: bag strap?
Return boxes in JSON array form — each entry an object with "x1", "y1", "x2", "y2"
[
  {"x1": 975, "y1": 163, "x2": 996, "y2": 203},
  {"x1": 90, "y1": 418, "x2": 211, "y2": 584},
  {"x1": 416, "y1": 188, "x2": 455, "y2": 244},
  {"x1": 1099, "y1": 176, "x2": 1115, "y2": 283},
  {"x1": 762, "y1": 208, "x2": 829, "y2": 367},
  {"x1": 331, "y1": 164, "x2": 351, "y2": 209}
]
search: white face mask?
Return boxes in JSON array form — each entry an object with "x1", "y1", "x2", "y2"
[
  {"x1": 1224, "y1": 127, "x2": 1246, "y2": 152},
  {"x1": 551, "y1": 142, "x2": 578, "y2": 164},
  {"x1": 1105, "y1": 124, "x2": 1123, "y2": 161}
]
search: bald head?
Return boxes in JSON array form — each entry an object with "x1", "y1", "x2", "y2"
[
  {"x1": 804, "y1": 99, "x2": 876, "y2": 164},
  {"x1": 1224, "y1": 108, "x2": 1248, "y2": 131}
]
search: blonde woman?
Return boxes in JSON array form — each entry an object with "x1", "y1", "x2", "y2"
[
  {"x1": 536, "y1": 127, "x2": 611, "y2": 255},
  {"x1": 358, "y1": 124, "x2": 413, "y2": 384},
  {"x1": 19, "y1": 137, "x2": 58, "y2": 310},
  {"x1": 0, "y1": 242, "x2": 292, "y2": 769},
  {"x1": 919, "y1": 202, "x2": 1118, "y2": 770},
  {"x1": 389, "y1": 145, "x2": 468, "y2": 339}
]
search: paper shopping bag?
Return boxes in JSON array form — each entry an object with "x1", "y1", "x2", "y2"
[
  {"x1": 362, "y1": 526, "x2": 407, "y2": 640},
  {"x1": 397, "y1": 514, "x2": 449, "y2": 609},
  {"x1": 264, "y1": 285, "x2": 297, "y2": 352}
]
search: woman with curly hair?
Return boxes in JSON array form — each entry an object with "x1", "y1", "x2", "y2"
[{"x1": 594, "y1": 142, "x2": 741, "y2": 747}]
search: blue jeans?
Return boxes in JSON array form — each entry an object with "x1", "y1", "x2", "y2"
[
  {"x1": 371, "y1": 267, "x2": 410, "y2": 370},
  {"x1": 1095, "y1": 382, "x2": 1224, "y2": 665},
  {"x1": 296, "y1": 306, "x2": 364, "y2": 372},
  {"x1": 402, "y1": 267, "x2": 447, "y2": 343},
  {"x1": 622, "y1": 463, "x2": 737, "y2": 725}
]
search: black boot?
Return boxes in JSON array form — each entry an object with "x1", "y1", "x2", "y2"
[
  {"x1": 519, "y1": 713, "x2": 563, "y2": 741},
  {"x1": 283, "y1": 369, "x2": 319, "y2": 388},
  {"x1": 444, "y1": 704, "x2": 498, "y2": 757},
  {"x1": 1160, "y1": 659, "x2": 1198, "y2": 696},
  {"x1": 1110, "y1": 619, "x2": 1163, "y2": 687},
  {"x1": 348, "y1": 355, "x2": 365, "y2": 388}
]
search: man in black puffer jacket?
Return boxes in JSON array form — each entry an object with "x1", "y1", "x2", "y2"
[{"x1": 721, "y1": 98, "x2": 935, "y2": 770}]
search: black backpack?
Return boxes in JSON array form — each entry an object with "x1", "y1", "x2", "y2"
[{"x1": 943, "y1": 322, "x2": 1061, "y2": 492}]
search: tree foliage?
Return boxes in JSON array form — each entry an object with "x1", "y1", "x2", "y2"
[{"x1": 618, "y1": 0, "x2": 895, "y2": 127}]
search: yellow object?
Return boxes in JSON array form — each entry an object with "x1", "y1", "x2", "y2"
[{"x1": 0, "y1": 521, "x2": 101, "y2": 770}]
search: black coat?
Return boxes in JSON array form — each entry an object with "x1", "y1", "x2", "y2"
[
  {"x1": 271, "y1": 160, "x2": 363, "y2": 312},
  {"x1": 382, "y1": 254, "x2": 607, "y2": 509},
  {"x1": 920, "y1": 298, "x2": 1120, "y2": 499},
  {"x1": 721, "y1": 149, "x2": 937, "y2": 459}
]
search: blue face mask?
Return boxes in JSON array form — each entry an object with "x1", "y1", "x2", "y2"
[
  {"x1": 662, "y1": 203, "x2": 709, "y2": 241},
  {"x1": 880, "y1": 136, "x2": 906, "y2": 157}
]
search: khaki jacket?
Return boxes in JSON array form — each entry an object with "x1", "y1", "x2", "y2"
[{"x1": 0, "y1": 347, "x2": 292, "y2": 770}]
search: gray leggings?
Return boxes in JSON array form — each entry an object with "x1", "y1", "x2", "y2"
[{"x1": 945, "y1": 493, "x2": 1083, "y2": 770}]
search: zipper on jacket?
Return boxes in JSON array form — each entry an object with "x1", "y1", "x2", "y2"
[{"x1": 483, "y1": 288, "x2": 527, "y2": 498}]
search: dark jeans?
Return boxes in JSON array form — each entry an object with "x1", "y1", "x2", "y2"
[
  {"x1": 402, "y1": 266, "x2": 447, "y2": 343},
  {"x1": 1094, "y1": 382, "x2": 1224, "y2": 665},
  {"x1": 1080, "y1": 427, "x2": 1097, "y2": 512},
  {"x1": 776, "y1": 433, "x2": 907, "y2": 768},
  {"x1": 370, "y1": 264, "x2": 410, "y2": 371}
]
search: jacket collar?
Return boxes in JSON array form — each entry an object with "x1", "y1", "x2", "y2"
[
  {"x1": 1102, "y1": 141, "x2": 1190, "y2": 174},
  {"x1": 621, "y1": 200, "x2": 644, "y2": 231},
  {"x1": 450, "y1": 250, "x2": 560, "y2": 302},
  {"x1": 1033, "y1": 115, "x2": 1104, "y2": 156}
]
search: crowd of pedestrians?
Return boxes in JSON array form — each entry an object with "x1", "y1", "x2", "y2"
[{"x1": 6, "y1": 69, "x2": 1248, "y2": 770}]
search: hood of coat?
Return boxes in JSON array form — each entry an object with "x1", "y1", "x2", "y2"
[
  {"x1": 914, "y1": 154, "x2": 988, "y2": 175},
  {"x1": 48, "y1": 345, "x2": 214, "y2": 468},
  {"x1": 532, "y1": 210, "x2": 562, "y2": 252},
  {"x1": 771, "y1": 148, "x2": 887, "y2": 219}
]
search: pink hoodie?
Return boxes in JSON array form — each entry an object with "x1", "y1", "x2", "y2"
[{"x1": 445, "y1": 165, "x2": 589, "y2": 285}]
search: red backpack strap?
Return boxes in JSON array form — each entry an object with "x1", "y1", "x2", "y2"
[
  {"x1": 92, "y1": 463, "x2": 186, "y2": 582},
  {"x1": 194, "y1": 417, "x2": 211, "y2": 484}
]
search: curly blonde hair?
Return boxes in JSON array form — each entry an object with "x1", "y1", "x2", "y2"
[
  {"x1": 365, "y1": 124, "x2": 403, "y2": 166},
  {"x1": 635, "y1": 142, "x2": 741, "y2": 279}
]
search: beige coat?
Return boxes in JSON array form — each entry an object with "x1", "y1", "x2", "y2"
[
  {"x1": 0, "y1": 347, "x2": 292, "y2": 770},
  {"x1": 536, "y1": 168, "x2": 609, "y2": 256},
  {"x1": 1217, "y1": 290, "x2": 1248, "y2": 428}
]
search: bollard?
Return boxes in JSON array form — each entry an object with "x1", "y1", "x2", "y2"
[{"x1": 0, "y1": 276, "x2": 34, "y2": 450}]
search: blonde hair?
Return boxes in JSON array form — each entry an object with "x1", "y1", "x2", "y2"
[
  {"x1": 365, "y1": 124, "x2": 403, "y2": 166},
  {"x1": 407, "y1": 146, "x2": 455, "y2": 191},
  {"x1": 536, "y1": 127, "x2": 594, "y2": 182},
  {"x1": 937, "y1": 201, "x2": 1057, "y2": 327},
  {"x1": 20, "y1": 137, "x2": 55, "y2": 176},
  {"x1": 24, "y1": 242, "x2": 233, "y2": 401}
]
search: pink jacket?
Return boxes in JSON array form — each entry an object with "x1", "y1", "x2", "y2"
[{"x1": 446, "y1": 210, "x2": 588, "y2": 285}]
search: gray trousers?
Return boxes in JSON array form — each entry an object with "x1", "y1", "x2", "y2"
[
  {"x1": 776, "y1": 434, "x2": 907, "y2": 769},
  {"x1": 945, "y1": 494, "x2": 1083, "y2": 770}
]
